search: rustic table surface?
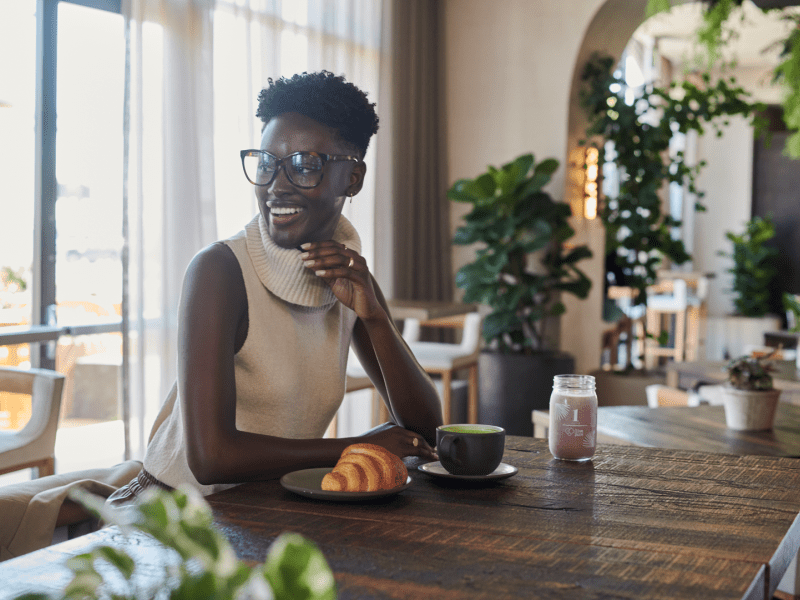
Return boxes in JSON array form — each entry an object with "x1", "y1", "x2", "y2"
[
  {"x1": 2, "y1": 437, "x2": 799, "y2": 600},
  {"x1": 533, "y1": 403, "x2": 800, "y2": 458}
]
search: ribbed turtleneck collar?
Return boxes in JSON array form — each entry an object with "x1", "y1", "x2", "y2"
[{"x1": 244, "y1": 213, "x2": 361, "y2": 308}]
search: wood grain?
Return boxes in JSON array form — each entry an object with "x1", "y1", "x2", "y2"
[{"x1": 1, "y1": 437, "x2": 798, "y2": 600}]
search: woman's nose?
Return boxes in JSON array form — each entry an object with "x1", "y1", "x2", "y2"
[{"x1": 268, "y1": 163, "x2": 294, "y2": 196}]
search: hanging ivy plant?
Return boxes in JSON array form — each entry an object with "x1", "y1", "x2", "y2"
[
  {"x1": 646, "y1": 0, "x2": 800, "y2": 158},
  {"x1": 580, "y1": 53, "x2": 765, "y2": 319},
  {"x1": 773, "y1": 17, "x2": 800, "y2": 156}
]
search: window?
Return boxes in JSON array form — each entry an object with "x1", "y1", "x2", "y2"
[{"x1": 0, "y1": 0, "x2": 126, "y2": 483}]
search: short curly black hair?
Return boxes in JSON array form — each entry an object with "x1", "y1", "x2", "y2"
[{"x1": 256, "y1": 71, "x2": 380, "y2": 157}]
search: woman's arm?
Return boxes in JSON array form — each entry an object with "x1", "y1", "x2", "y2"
[
  {"x1": 300, "y1": 242, "x2": 444, "y2": 448},
  {"x1": 178, "y1": 244, "x2": 435, "y2": 486},
  {"x1": 349, "y1": 279, "x2": 443, "y2": 447}
]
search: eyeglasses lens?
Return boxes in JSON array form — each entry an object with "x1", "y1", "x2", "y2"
[{"x1": 244, "y1": 152, "x2": 324, "y2": 187}]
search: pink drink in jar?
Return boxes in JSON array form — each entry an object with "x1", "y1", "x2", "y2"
[{"x1": 548, "y1": 374, "x2": 597, "y2": 461}]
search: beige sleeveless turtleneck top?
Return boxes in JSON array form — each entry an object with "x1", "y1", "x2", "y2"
[{"x1": 143, "y1": 213, "x2": 361, "y2": 495}]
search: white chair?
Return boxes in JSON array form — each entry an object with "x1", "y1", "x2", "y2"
[
  {"x1": 645, "y1": 279, "x2": 689, "y2": 369},
  {"x1": 404, "y1": 312, "x2": 483, "y2": 424},
  {"x1": 0, "y1": 367, "x2": 66, "y2": 478},
  {"x1": 645, "y1": 384, "x2": 698, "y2": 408},
  {"x1": 330, "y1": 313, "x2": 482, "y2": 434}
]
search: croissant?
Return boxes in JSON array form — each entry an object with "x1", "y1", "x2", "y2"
[{"x1": 321, "y1": 443, "x2": 408, "y2": 492}]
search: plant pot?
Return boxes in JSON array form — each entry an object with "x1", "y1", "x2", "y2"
[
  {"x1": 720, "y1": 387, "x2": 781, "y2": 431},
  {"x1": 478, "y1": 350, "x2": 574, "y2": 437}
]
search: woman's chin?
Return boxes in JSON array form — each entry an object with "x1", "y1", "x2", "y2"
[{"x1": 267, "y1": 217, "x2": 307, "y2": 249}]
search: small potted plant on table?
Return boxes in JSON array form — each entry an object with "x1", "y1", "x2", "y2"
[{"x1": 721, "y1": 353, "x2": 781, "y2": 431}]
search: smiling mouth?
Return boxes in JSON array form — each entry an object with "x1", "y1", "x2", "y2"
[{"x1": 270, "y1": 206, "x2": 305, "y2": 216}]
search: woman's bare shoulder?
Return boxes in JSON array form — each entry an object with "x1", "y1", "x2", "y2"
[{"x1": 182, "y1": 242, "x2": 246, "y2": 305}]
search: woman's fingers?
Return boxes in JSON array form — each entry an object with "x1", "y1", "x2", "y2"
[
  {"x1": 300, "y1": 242, "x2": 364, "y2": 275},
  {"x1": 363, "y1": 425, "x2": 438, "y2": 461},
  {"x1": 409, "y1": 433, "x2": 438, "y2": 461}
]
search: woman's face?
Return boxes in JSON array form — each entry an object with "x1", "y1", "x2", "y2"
[{"x1": 255, "y1": 112, "x2": 365, "y2": 249}]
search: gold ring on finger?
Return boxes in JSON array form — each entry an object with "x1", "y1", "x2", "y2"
[
  {"x1": 412, "y1": 437, "x2": 419, "y2": 447},
  {"x1": 348, "y1": 257, "x2": 355, "y2": 268}
]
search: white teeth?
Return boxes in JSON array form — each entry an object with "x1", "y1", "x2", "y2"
[{"x1": 271, "y1": 206, "x2": 304, "y2": 215}]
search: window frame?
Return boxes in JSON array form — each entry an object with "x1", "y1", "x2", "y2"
[{"x1": 0, "y1": 0, "x2": 124, "y2": 367}]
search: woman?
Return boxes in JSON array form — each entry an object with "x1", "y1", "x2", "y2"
[{"x1": 112, "y1": 71, "x2": 442, "y2": 499}]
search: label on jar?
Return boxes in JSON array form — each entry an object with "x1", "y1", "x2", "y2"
[{"x1": 549, "y1": 391, "x2": 597, "y2": 461}]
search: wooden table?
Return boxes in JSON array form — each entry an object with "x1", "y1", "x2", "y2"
[
  {"x1": 2, "y1": 437, "x2": 800, "y2": 599},
  {"x1": 533, "y1": 403, "x2": 800, "y2": 458},
  {"x1": 666, "y1": 360, "x2": 800, "y2": 406},
  {"x1": 386, "y1": 299, "x2": 477, "y2": 322}
]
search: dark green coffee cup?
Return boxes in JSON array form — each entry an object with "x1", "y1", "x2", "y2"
[{"x1": 436, "y1": 424, "x2": 505, "y2": 476}]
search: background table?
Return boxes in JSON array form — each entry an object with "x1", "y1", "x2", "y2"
[
  {"x1": 386, "y1": 299, "x2": 477, "y2": 321},
  {"x1": 666, "y1": 360, "x2": 800, "y2": 406},
  {"x1": 2, "y1": 437, "x2": 799, "y2": 599},
  {"x1": 533, "y1": 403, "x2": 800, "y2": 457}
]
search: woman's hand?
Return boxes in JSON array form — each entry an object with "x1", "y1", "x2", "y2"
[
  {"x1": 300, "y1": 241, "x2": 383, "y2": 321},
  {"x1": 359, "y1": 422, "x2": 438, "y2": 461}
]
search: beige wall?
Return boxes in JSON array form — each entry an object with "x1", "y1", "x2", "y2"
[{"x1": 443, "y1": 0, "x2": 649, "y2": 372}]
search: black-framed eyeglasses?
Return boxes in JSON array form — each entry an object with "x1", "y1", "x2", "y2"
[{"x1": 240, "y1": 149, "x2": 360, "y2": 189}]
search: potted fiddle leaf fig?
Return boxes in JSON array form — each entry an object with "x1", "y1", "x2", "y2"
[
  {"x1": 448, "y1": 153, "x2": 593, "y2": 435},
  {"x1": 721, "y1": 353, "x2": 781, "y2": 430}
]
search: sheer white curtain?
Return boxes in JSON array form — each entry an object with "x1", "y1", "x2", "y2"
[{"x1": 122, "y1": 0, "x2": 387, "y2": 458}]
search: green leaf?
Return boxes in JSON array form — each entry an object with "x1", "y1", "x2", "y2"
[
  {"x1": 561, "y1": 246, "x2": 593, "y2": 265},
  {"x1": 455, "y1": 262, "x2": 496, "y2": 287},
  {"x1": 264, "y1": 533, "x2": 336, "y2": 600},
  {"x1": 93, "y1": 546, "x2": 136, "y2": 580},
  {"x1": 533, "y1": 157, "x2": 559, "y2": 177},
  {"x1": 496, "y1": 154, "x2": 534, "y2": 195},
  {"x1": 557, "y1": 279, "x2": 592, "y2": 299},
  {"x1": 139, "y1": 495, "x2": 170, "y2": 531},
  {"x1": 447, "y1": 178, "x2": 479, "y2": 202},
  {"x1": 482, "y1": 310, "x2": 521, "y2": 344},
  {"x1": 447, "y1": 175, "x2": 496, "y2": 203},
  {"x1": 519, "y1": 221, "x2": 553, "y2": 253},
  {"x1": 645, "y1": 0, "x2": 672, "y2": 18},
  {"x1": 452, "y1": 225, "x2": 483, "y2": 246}
]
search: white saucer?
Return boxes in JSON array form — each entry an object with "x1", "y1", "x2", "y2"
[{"x1": 417, "y1": 461, "x2": 518, "y2": 481}]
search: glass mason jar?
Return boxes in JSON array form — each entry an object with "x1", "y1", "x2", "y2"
[{"x1": 548, "y1": 374, "x2": 597, "y2": 461}]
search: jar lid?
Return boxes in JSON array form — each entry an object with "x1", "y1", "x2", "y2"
[{"x1": 553, "y1": 374, "x2": 596, "y2": 390}]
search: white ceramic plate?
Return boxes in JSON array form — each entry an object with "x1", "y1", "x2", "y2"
[
  {"x1": 280, "y1": 467, "x2": 412, "y2": 501},
  {"x1": 417, "y1": 461, "x2": 518, "y2": 481}
]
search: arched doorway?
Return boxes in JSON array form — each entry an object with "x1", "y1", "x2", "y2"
[
  {"x1": 561, "y1": 0, "x2": 653, "y2": 373},
  {"x1": 561, "y1": 0, "x2": 790, "y2": 371}
]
